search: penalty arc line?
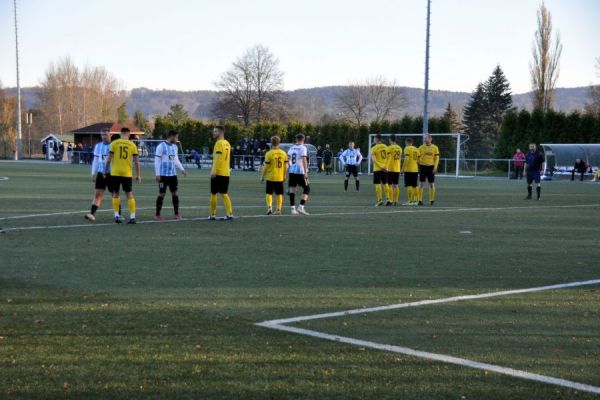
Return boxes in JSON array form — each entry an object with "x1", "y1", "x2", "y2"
[{"x1": 256, "y1": 279, "x2": 600, "y2": 395}]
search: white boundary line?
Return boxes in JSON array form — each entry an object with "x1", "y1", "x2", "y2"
[
  {"x1": 2, "y1": 204, "x2": 599, "y2": 233},
  {"x1": 256, "y1": 279, "x2": 600, "y2": 395},
  {"x1": 0, "y1": 176, "x2": 8, "y2": 181}
]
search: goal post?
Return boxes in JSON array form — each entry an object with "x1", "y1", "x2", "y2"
[{"x1": 367, "y1": 133, "x2": 467, "y2": 178}]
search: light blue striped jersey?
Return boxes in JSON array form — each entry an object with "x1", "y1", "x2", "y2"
[
  {"x1": 340, "y1": 148, "x2": 363, "y2": 165},
  {"x1": 94, "y1": 142, "x2": 111, "y2": 174},
  {"x1": 155, "y1": 141, "x2": 181, "y2": 177},
  {"x1": 287, "y1": 144, "x2": 308, "y2": 174}
]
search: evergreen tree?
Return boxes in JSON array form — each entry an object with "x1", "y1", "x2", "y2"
[
  {"x1": 133, "y1": 110, "x2": 151, "y2": 135},
  {"x1": 462, "y1": 83, "x2": 488, "y2": 157},
  {"x1": 117, "y1": 102, "x2": 129, "y2": 124},
  {"x1": 442, "y1": 102, "x2": 462, "y2": 133},
  {"x1": 165, "y1": 104, "x2": 189, "y2": 125}
]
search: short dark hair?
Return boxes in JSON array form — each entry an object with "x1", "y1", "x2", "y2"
[
  {"x1": 405, "y1": 137, "x2": 413, "y2": 144},
  {"x1": 121, "y1": 127, "x2": 130, "y2": 134},
  {"x1": 375, "y1": 134, "x2": 382, "y2": 140},
  {"x1": 215, "y1": 125, "x2": 225, "y2": 133},
  {"x1": 167, "y1": 130, "x2": 178, "y2": 137},
  {"x1": 390, "y1": 134, "x2": 396, "y2": 142},
  {"x1": 296, "y1": 134, "x2": 305, "y2": 141}
]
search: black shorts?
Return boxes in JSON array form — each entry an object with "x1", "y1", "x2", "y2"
[
  {"x1": 288, "y1": 173, "x2": 310, "y2": 194},
  {"x1": 159, "y1": 176, "x2": 178, "y2": 194},
  {"x1": 95, "y1": 173, "x2": 113, "y2": 191},
  {"x1": 210, "y1": 175, "x2": 230, "y2": 194},
  {"x1": 345, "y1": 165, "x2": 359, "y2": 178},
  {"x1": 527, "y1": 172, "x2": 541, "y2": 184},
  {"x1": 266, "y1": 180, "x2": 284, "y2": 195},
  {"x1": 110, "y1": 175, "x2": 133, "y2": 193},
  {"x1": 419, "y1": 165, "x2": 436, "y2": 183},
  {"x1": 387, "y1": 172, "x2": 400, "y2": 185},
  {"x1": 404, "y1": 172, "x2": 418, "y2": 187},
  {"x1": 373, "y1": 171, "x2": 386, "y2": 184}
]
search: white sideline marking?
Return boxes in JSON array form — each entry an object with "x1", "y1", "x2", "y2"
[
  {"x1": 0, "y1": 176, "x2": 8, "y2": 181},
  {"x1": 2, "y1": 204, "x2": 599, "y2": 232},
  {"x1": 256, "y1": 279, "x2": 600, "y2": 394}
]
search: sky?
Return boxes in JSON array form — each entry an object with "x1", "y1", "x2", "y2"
[{"x1": 0, "y1": 0, "x2": 599, "y2": 94}]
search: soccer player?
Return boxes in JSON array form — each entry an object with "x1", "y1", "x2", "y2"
[
  {"x1": 104, "y1": 127, "x2": 141, "y2": 224},
  {"x1": 154, "y1": 130, "x2": 187, "y2": 221},
  {"x1": 287, "y1": 134, "x2": 310, "y2": 215},
  {"x1": 525, "y1": 142, "x2": 545, "y2": 201},
  {"x1": 85, "y1": 129, "x2": 113, "y2": 221},
  {"x1": 417, "y1": 134, "x2": 440, "y2": 206},
  {"x1": 261, "y1": 135, "x2": 287, "y2": 215},
  {"x1": 385, "y1": 135, "x2": 403, "y2": 206},
  {"x1": 371, "y1": 134, "x2": 388, "y2": 206},
  {"x1": 339, "y1": 141, "x2": 363, "y2": 192},
  {"x1": 402, "y1": 137, "x2": 420, "y2": 205},
  {"x1": 209, "y1": 125, "x2": 234, "y2": 220}
]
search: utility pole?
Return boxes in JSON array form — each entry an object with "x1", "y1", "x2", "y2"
[
  {"x1": 13, "y1": 0, "x2": 23, "y2": 160},
  {"x1": 422, "y1": 0, "x2": 431, "y2": 141}
]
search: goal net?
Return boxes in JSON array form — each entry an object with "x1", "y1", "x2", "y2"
[{"x1": 367, "y1": 133, "x2": 468, "y2": 178}]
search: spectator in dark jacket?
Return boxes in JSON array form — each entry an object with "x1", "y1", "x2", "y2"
[
  {"x1": 323, "y1": 144, "x2": 333, "y2": 175},
  {"x1": 571, "y1": 159, "x2": 587, "y2": 181}
]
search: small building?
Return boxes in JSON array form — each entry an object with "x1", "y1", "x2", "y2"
[
  {"x1": 40, "y1": 134, "x2": 74, "y2": 161},
  {"x1": 69, "y1": 123, "x2": 145, "y2": 147}
]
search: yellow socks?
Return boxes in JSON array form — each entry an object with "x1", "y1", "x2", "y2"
[
  {"x1": 128, "y1": 198, "x2": 136, "y2": 219},
  {"x1": 276, "y1": 195, "x2": 283, "y2": 211},
  {"x1": 429, "y1": 187, "x2": 436, "y2": 202},
  {"x1": 112, "y1": 197, "x2": 120, "y2": 217},
  {"x1": 394, "y1": 186, "x2": 400, "y2": 203},
  {"x1": 222, "y1": 194, "x2": 233, "y2": 216},
  {"x1": 266, "y1": 194, "x2": 273, "y2": 209},
  {"x1": 385, "y1": 184, "x2": 391, "y2": 201},
  {"x1": 375, "y1": 185, "x2": 382, "y2": 202},
  {"x1": 210, "y1": 194, "x2": 218, "y2": 216},
  {"x1": 418, "y1": 187, "x2": 424, "y2": 202}
]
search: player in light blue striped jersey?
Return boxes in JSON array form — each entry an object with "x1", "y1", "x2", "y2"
[
  {"x1": 85, "y1": 129, "x2": 114, "y2": 222},
  {"x1": 339, "y1": 141, "x2": 363, "y2": 192},
  {"x1": 154, "y1": 130, "x2": 187, "y2": 220}
]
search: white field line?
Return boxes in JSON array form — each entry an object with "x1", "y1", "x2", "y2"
[
  {"x1": 0, "y1": 176, "x2": 8, "y2": 181},
  {"x1": 256, "y1": 279, "x2": 600, "y2": 395},
  {"x1": 2, "y1": 204, "x2": 599, "y2": 233}
]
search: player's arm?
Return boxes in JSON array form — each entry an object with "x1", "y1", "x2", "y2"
[
  {"x1": 154, "y1": 145, "x2": 162, "y2": 182},
  {"x1": 174, "y1": 148, "x2": 187, "y2": 177},
  {"x1": 356, "y1": 149, "x2": 363, "y2": 165},
  {"x1": 211, "y1": 142, "x2": 221, "y2": 178},
  {"x1": 104, "y1": 152, "x2": 113, "y2": 177},
  {"x1": 302, "y1": 155, "x2": 308, "y2": 177},
  {"x1": 433, "y1": 147, "x2": 440, "y2": 173},
  {"x1": 283, "y1": 156, "x2": 288, "y2": 182},
  {"x1": 91, "y1": 146, "x2": 99, "y2": 181},
  {"x1": 132, "y1": 144, "x2": 141, "y2": 183},
  {"x1": 261, "y1": 153, "x2": 270, "y2": 182}
]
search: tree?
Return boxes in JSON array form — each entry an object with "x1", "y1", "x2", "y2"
[
  {"x1": 366, "y1": 77, "x2": 405, "y2": 123},
  {"x1": 215, "y1": 45, "x2": 284, "y2": 126},
  {"x1": 442, "y1": 103, "x2": 462, "y2": 133},
  {"x1": 335, "y1": 84, "x2": 370, "y2": 127},
  {"x1": 530, "y1": 1, "x2": 562, "y2": 112},
  {"x1": 133, "y1": 110, "x2": 151, "y2": 134},
  {"x1": 0, "y1": 82, "x2": 17, "y2": 158},
  {"x1": 586, "y1": 57, "x2": 600, "y2": 117},
  {"x1": 165, "y1": 104, "x2": 189, "y2": 125},
  {"x1": 117, "y1": 102, "x2": 129, "y2": 124},
  {"x1": 462, "y1": 83, "x2": 489, "y2": 157}
]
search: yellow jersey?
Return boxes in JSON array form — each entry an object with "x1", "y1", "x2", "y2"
[
  {"x1": 418, "y1": 144, "x2": 440, "y2": 168},
  {"x1": 263, "y1": 148, "x2": 287, "y2": 182},
  {"x1": 371, "y1": 143, "x2": 388, "y2": 172},
  {"x1": 386, "y1": 144, "x2": 403, "y2": 173},
  {"x1": 212, "y1": 139, "x2": 231, "y2": 177},
  {"x1": 109, "y1": 138, "x2": 138, "y2": 177},
  {"x1": 403, "y1": 146, "x2": 420, "y2": 173}
]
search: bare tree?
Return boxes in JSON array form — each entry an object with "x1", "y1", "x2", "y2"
[
  {"x1": 215, "y1": 45, "x2": 284, "y2": 126},
  {"x1": 0, "y1": 81, "x2": 17, "y2": 158},
  {"x1": 366, "y1": 77, "x2": 405, "y2": 123},
  {"x1": 335, "y1": 84, "x2": 369, "y2": 127},
  {"x1": 586, "y1": 57, "x2": 600, "y2": 116},
  {"x1": 530, "y1": 1, "x2": 563, "y2": 112}
]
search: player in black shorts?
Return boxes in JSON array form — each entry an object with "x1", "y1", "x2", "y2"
[{"x1": 85, "y1": 130, "x2": 115, "y2": 222}]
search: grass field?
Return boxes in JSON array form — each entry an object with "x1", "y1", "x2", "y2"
[{"x1": 0, "y1": 161, "x2": 599, "y2": 399}]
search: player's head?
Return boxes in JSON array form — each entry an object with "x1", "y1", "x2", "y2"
[
  {"x1": 389, "y1": 134, "x2": 396, "y2": 144},
  {"x1": 167, "y1": 130, "x2": 178, "y2": 144},
  {"x1": 516, "y1": 148, "x2": 521, "y2": 153},
  {"x1": 100, "y1": 129, "x2": 111, "y2": 143},
  {"x1": 425, "y1": 134, "x2": 432, "y2": 145},
  {"x1": 212, "y1": 125, "x2": 225, "y2": 139},
  {"x1": 374, "y1": 134, "x2": 382, "y2": 143},
  {"x1": 529, "y1": 142, "x2": 536, "y2": 151},
  {"x1": 120, "y1": 127, "x2": 131, "y2": 138},
  {"x1": 405, "y1": 137, "x2": 413, "y2": 146},
  {"x1": 325, "y1": 144, "x2": 330, "y2": 149},
  {"x1": 348, "y1": 141, "x2": 355, "y2": 149},
  {"x1": 295, "y1": 134, "x2": 305, "y2": 144},
  {"x1": 271, "y1": 135, "x2": 281, "y2": 148}
]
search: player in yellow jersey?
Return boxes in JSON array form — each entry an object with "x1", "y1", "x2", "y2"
[
  {"x1": 209, "y1": 125, "x2": 234, "y2": 220},
  {"x1": 385, "y1": 134, "x2": 402, "y2": 206},
  {"x1": 261, "y1": 136, "x2": 287, "y2": 215},
  {"x1": 104, "y1": 127, "x2": 141, "y2": 224},
  {"x1": 371, "y1": 134, "x2": 389, "y2": 206},
  {"x1": 402, "y1": 137, "x2": 420, "y2": 205},
  {"x1": 417, "y1": 134, "x2": 440, "y2": 206}
]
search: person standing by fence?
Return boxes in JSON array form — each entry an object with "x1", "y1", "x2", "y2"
[{"x1": 513, "y1": 148, "x2": 525, "y2": 179}]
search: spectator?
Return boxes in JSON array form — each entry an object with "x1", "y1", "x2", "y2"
[
  {"x1": 513, "y1": 148, "x2": 525, "y2": 179},
  {"x1": 323, "y1": 144, "x2": 333, "y2": 175},
  {"x1": 67, "y1": 142, "x2": 73, "y2": 162},
  {"x1": 241, "y1": 137, "x2": 251, "y2": 170},
  {"x1": 42, "y1": 142, "x2": 47, "y2": 158},
  {"x1": 233, "y1": 146, "x2": 242, "y2": 169},
  {"x1": 53, "y1": 141, "x2": 59, "y2": 160},
  {"x1": 191, "y1": 149, "x2": 201, "y2": 169},
  {"x1": 59, "y1": 142, "x2": 65, "y2": 161},
  {"x1": 571, "y1": 158, "x2": 587, "y2": 181},
  {"x1": 316, "y1": 146, "x2": 323, "y2": 173},
  {"x1": 337, "y1": 148, "x2": 344, "y2": 172}
]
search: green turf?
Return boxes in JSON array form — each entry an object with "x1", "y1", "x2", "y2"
[{"x1": 0, "y1": 161, "x2": 599, "y2": 399}]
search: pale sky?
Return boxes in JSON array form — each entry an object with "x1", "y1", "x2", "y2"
[{"x1": 1, "y1": 0, "x2": 599, "y2": 94}]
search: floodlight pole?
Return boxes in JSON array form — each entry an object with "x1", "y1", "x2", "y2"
[
  {"x1": 422, "y1": 0, "x2": 431, "y2": 142},
  {"x1": 13, "y1": 0, "x2": 23, "y2": 161}
]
